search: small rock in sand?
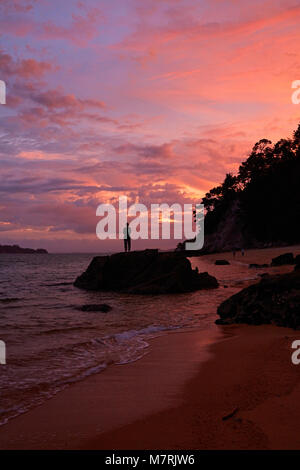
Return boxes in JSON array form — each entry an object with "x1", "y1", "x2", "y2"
[{"x1": 78, "y1": 304, "x2": 112, "y2": 313}]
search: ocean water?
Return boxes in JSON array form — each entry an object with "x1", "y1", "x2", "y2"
[{"x1": 0, "y1": 252, "x2": 260, "y2": 426}]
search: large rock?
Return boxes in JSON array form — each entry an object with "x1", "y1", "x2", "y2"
[
  {"x1": 216, "y1": 270, "x2": 300, "y2": 329},
  {"x1": 77, "y1": 304, "x2": 112, "y2": 312},
  {"x1": 271, "y1": 252, "x2": 294, "y2": 266},
  {"x1": 249, "y1": 263, "x2": 269, "y2": 268},
  {"x1": 74, "y1": 249, "x2": 218, "y2": 294}
]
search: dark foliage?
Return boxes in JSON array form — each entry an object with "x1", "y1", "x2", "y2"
[{"x1": 201, "y1": 124, "x2": 300, "y2": 244}]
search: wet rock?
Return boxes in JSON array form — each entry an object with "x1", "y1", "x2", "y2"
[
  {"x1": 216, "y1": 269, "x2": 300, "y2": 329},
  {"x1": 78, "y1": 304, "x2": 112, "y2": 312},
  {"x1": 271, "y1": 252, "x2": 294, "y2": 266},
  {"x1": 74, "y1": 249, "x2": 219, "y2": 294},
  {"x1": 249, "y1": 263, "x2": 269, "y2": 268}
]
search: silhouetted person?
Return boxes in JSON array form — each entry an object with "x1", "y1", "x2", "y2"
[{"x1": 123, "y1": 222, "x2": 131, "y2": 252}]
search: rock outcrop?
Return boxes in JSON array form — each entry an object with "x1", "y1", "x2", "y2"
[
  {"x1": 216, "y1": 269, "x2": 300, "y2": 329},
  {"x1": 77, "y1": 304, "x2": 112, "y2": 312},
  {"x1": 271, "y1": 252, "x2": 295, "y2": 266},
  {"x1": 249, "y1": 263, "x2": 269, "y2": 268},
  {"x1": 74, "y1": 249, "x2": 219, "y2": 294}
]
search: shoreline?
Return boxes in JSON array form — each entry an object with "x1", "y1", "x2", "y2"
[
  {"x1": 1, "y1": 323, "x2": 300, "y2": 449},
  {"x1": 85, "y1": 324, "x2": 300, "y2": 450},
  {"x1": 1, "y1": 245, "x2": 300, "y2": 450},
  {"x1": 0, "y1": 326, "x2": 223, "y2": 449}
]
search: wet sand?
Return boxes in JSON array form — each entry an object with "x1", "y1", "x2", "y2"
[
  {"x1": 1, "y1": 324, "x2": 300, "y2": 449},
  {"x1": 88, "y1": 325, "x2": 300, "y2": 450},
  {"x1": 0, "y1": 328, "x2": 222, "y2": 449}
]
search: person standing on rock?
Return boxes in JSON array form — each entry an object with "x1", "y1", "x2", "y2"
[{"x1": 123, "y1": 222, "x2": 131, "y2": 252}]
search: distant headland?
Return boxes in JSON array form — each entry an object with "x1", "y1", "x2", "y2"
[{"x1": 0, "y1": 244, "x2": 48, "y2": 254}]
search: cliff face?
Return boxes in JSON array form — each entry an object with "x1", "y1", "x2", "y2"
[
  {"x1": 74, "y1": 249, "x2": 218, "y2": 294},
  {"x1": 178, "y1": 200, "x2": 261, "y2": 255},
  {"x1": 181, "y1": 126, "x2": 300, "y2": 255},
  {"x1": 202, "y1": 200, "x2": 260, "y2": 253},
  {"x1": 0, "y1": 244, "x2": 48, "y2": 254}
]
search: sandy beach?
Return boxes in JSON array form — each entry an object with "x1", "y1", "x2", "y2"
[
  {"x1": 1, "y1": 323, "x2": 300, "y2": 450},
  {"x1": 3, "y1": 0, "x2": 300, "y2": 453},
  {"x1": 1, "y1": 246, "x2": 300, "y2": 450},
  {"x1": 0, "y1": 328, "x2": 222, "y2": 449},
  {"x1": 89, "y1": 324, "x2": 300, "y2": 450}
]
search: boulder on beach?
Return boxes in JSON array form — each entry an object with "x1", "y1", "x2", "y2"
[
  {"x1": 74, "y1": 249, "x2": 219, "y2": 294},
  {"x1": 271, "y1": 252, "x2": 294, "y2": 266},
  {"x1": 249, "y1": 263, "x2": 269, "y2": 268},
  {"x1": 77, "y1": 304, "x2": 112, "y2": 312},
  {"x1": 215, "y1": 259, "x2": 230, "y2": 266},
  {"x1": 216, "y1": 269, "x2": 300, "y2": 329}
]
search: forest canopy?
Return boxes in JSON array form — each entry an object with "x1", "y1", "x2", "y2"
[{"x1": 202, "y1": 124, "x2": 300, "y2": 245}]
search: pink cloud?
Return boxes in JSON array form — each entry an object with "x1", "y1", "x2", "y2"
[
  {"x1": 33, "y1": 89, "x2": 106, "y2": 110},
  {"x1": 0, "y1": 50, "x2": 54, "y2": 78},
  {"x1": 40, "y1": 7, "x2": 104, "y2": 46},
  {"x1": 0, "y1": 3, "x2": 103, "y2": 46},
  {"x1": 2, "y1": 0, "x2": 300, "y2": 251}
]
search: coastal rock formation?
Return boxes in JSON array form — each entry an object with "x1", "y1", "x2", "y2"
[
  {"x1": 216, "y1": 269, "x2": 300, "y2": 329},
  {"x1": 74, "y1": 249, "x2": 219, "y2": 294},
  {"x1": 176, "y1": 125, "x2": 300, "y2": 256},
  {"x1": 77, "y1": 304, "x2": 112, "y2": 312},
  {"x1": 215, "y1": 259, "x2": 230, "y2": 265},
  {"x1": 271, "y1": 252, "x2": 294, "y2": 266},
  {"x1": 249, "y1": 263, "x2": 269, "y2": 268},
  {"x1": 177, "y1": 200, "x2": 253, "y2": 254},
  {"x1": 0, "y1": 244, "x2": 48, "y2": 254},
  {"x1": 202, "y1": 200, "x2": 250, "y2": 253}
]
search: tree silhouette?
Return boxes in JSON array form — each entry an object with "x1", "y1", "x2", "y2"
[{"x1": 199, "y1": 124, "x2": 300, "y2": 245}]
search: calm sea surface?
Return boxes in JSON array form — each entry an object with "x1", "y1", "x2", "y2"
[{"x1": 0, "y1": 252, "x2": 259, "y2": 425}]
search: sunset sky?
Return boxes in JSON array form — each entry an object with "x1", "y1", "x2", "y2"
[{"x1": 0, "y1": 0, "x2": 300, "y2": 252}]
